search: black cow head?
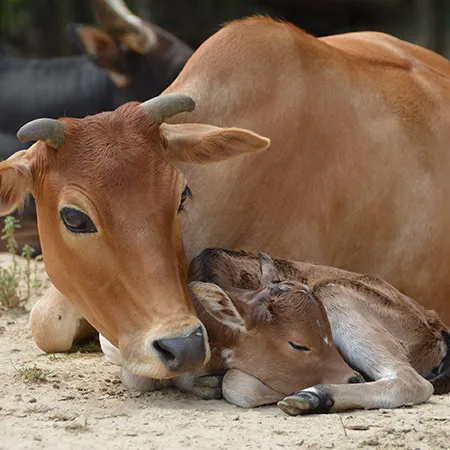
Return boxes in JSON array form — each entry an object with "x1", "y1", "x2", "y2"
[{"x1": 68, "y1": 0, "x2": 192, "y2": 101}]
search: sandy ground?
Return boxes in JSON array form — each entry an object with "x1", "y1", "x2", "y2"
[{"x1": 0, "y1": 254, "x2": 449, "y2": 450}]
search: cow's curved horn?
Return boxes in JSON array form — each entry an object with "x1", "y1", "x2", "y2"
[
  {"x1": 17, "y1": 118, "x2": 65, "y2": 150},
  {"x1": 93, "y1": 0, "x2": 158, "y2": 54},
  {"x1": 140, "y1": 94, "x2": 196, "y2": 124}
]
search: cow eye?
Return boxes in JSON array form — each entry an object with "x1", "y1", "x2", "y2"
[
  {"x1": 177, "y1": 185, "x2": 192, "y2": 214},
  {"x1": 60, "y1": 207, "x2": 97, "y2": 233},
  {"x1": 289, "y1": 341, "x2": 311, "y2": 352}
]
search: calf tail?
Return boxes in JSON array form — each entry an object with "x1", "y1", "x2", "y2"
[{"x1": 429, "y1": 330, "x2": 450, "y2": 395}]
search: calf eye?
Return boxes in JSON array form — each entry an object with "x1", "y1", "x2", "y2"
[
  {"x1": 289, "y1": 341, "x2": 311, "y2": 352},
  {"x1": 60, "y1": 207, "x2": 97, "y2": 233},
  {"x1": 177, "y1": 185, "x2": 192, "y2": 214}
]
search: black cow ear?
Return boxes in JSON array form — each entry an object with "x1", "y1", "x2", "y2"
[{"x1": 67, "y1": 24, "x2": 130, "y2": 88}]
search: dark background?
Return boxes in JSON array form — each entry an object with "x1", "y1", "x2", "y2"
[{"x1": 0, "y1": 0, "x2": 449, "y2": 58}]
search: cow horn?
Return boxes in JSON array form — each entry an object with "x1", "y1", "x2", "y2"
[
  {"x1": 92, "y1": 0, "x2": 158, "y2": 54},
  {"x1": 140, "y1": 94, "x2": 196, "y2": 124},
  {"x1": 17, "y1": 118, "x2": 65, "y2": 150}
]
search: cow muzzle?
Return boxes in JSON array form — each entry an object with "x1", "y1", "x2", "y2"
[
  {"x1": 120, "y1": 320, "x2": 210, "y2": 379},
  {"x1": 152, "y1": 326, "x2": 206, "y2": 372}
]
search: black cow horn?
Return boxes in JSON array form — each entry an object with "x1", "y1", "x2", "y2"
[
  {"x1": 17, "y1": 118, "x2": 65, "y2": 150},
  {"x1": 140, "y1": 94, "x2": 196, "y2": 124},
  {"x1": 92, "y1": 0, "x2": 158, "y2": 54}
]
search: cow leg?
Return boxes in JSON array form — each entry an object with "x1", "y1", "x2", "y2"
[
  {"x1": 278, "y1": 301, "x2": 433, "y2": 415},
  {"x1": 222, "y1": 369, "x2": 284, "y2": 408},
  {"x1": 29, "y1": 285, "x2": 96, "y2": 353}
]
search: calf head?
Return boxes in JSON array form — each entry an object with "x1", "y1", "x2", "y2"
[
  {"x1": 0, "y1": 94, "x2": 270, "y2": 378},
  {"x1": 190, "y1": 252, "x2": 358, "y2": 396},
  {"x1": 69, "y1": 0, "x2": 192, "y2": 100}
]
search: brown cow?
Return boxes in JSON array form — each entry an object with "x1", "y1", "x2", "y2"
[
  {"x1": 101, "y1": 248, "x2": 449, "y2": 413},
  {"x1": 1, "y1": 17, "x2": 450, "y2": 379}
]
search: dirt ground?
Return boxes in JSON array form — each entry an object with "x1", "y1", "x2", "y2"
[{"x1": 0, "y1": 255, "x2": 449, "y2": 450}]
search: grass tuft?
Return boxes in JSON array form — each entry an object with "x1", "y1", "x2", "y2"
[
  {"x1": 0, "y1": 215, "x2": 46, "y2": 309},
  {"x1": 15, "y1": 364, "x2": 52, "y2": 382}
]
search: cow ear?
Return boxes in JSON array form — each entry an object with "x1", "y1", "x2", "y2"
[
  {"x1": 160, "y1": 123, "x2": 270, "y2": 164},
  {"x1": 259, "y1": 252, "x2": 281, "y2": 286},
  {"x1": 189, "y1": 282, "x2": 247, "y2": 332},
  {"x1": 0, "y1": 150, "x2": 33, "y2": 215}
]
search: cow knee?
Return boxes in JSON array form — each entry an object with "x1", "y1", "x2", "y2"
[{"x1": 29, "y1": 287, "x2": 92, "y2": 353}]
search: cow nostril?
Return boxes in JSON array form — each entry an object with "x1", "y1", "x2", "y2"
[
  {"x1": 152, "y1": 340, "x2": 177, "y2": 362},
  {"x1": 152, "y1": 326, "x2": 206, "y2": 372}
]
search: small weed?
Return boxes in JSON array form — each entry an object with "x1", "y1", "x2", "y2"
[
  {"x1": 0, "y1": 215, "x2": 46, "y2": 309},
  {"x1": 15, "y1": 364, "x2": 52, "y2": 382},
  {"x1": 47, "y1": 354, "x2": 68, "y2": 362}
]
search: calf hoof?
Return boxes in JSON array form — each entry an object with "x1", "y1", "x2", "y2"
[
  {"x1": 278, "y1": 388, "x2": 334, "y2": 415},
  {"x1": 192, "y1": 374, "x2": 224, "y2": 400}
]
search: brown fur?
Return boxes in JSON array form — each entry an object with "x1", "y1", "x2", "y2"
[{"x1": 1, "y1": 16, "x2": 450, "y2": 379}]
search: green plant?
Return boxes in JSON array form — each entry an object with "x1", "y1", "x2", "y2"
[
  {"x1": 21, "y1": 244, "x2": 35, "y2": 299},
  {"x1": 0, "y1": 215, "x2": 45, "y2": 308},
  {"x1": 15, "y1": 364, "x2": 52, "y2": 382}
]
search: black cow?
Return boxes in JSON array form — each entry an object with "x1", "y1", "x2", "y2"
[{"x1": 0, "y1": 0, "x2": 192, "y2": 157}]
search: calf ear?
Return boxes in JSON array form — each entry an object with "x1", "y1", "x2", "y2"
[
  {"x1": 259, "y1": 252, "x2": 281, "y2": 286},
  {"x1": 0, "y1": 150, "x2": 33, "y2": 215},
  {"x1": 161, "y1": 123, "x2": 270, "y2": 164},
  {"x1": 189, "y1": 282, "x2": 246, "y2": 332}
]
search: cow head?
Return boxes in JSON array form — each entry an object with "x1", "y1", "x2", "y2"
[
  {"x1": 190, "y1": 252, "x2": 359, "y2": 396},
  {"x1": 68, "y1": 0, "x2": 192, "y2": 101},
  {"x1": 0, "y1": 94, "x2": 270, "y2": 378}
]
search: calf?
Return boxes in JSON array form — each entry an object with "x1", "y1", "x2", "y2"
[
  {"x1": 100, "y1": 248, "x2": 449, "y2": 413},
  {"x1": 187, "y1": 249, "x2": 449, "y2": 413}
]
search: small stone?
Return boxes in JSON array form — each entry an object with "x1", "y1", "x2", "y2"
[
  {"x1": 233, "y1": 416, "x2": 240, "y2": 421},
  {"x1": 7, "y1": 320, "x2": 15, "y2": 325},
  {"x1": 28, "y1": 398, "x2": 37, "y2": 404},
  {"x1": 33, "y1": 437, "x2": 42, "y2": 442},
  {"x1": 125, "y1": 432, "x2": 137, "y2": 437},
  {"x1": 360, "y1": 439, "x2": 379, "y2": 446},
  {"x1": 52, "y1": 383, "x2": 60, "y2": 389},
  {"x1": 347, "y1": 425, "x2": 369, "y2": 431}
]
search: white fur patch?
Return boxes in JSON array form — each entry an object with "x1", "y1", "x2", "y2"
[
  {"x1": 221, "y1": 348, "x2": 234, "y2": 364},
  {"x1": 99, "y1": 334, "x2": 122, "y2": 366}
]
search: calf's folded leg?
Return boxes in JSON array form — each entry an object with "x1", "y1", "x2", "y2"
[{"x1": 278, "y1": 368, "x2": 433, "y2": 415}]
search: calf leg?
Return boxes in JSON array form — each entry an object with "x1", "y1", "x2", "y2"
[
  {"x1": 278, "y1": 368, "x2": 432, "y2": 415},
  {"x1": 30, "y1": 285, "x2": 96, "y2": 352},
  {"x1": 279, "y1": 288, "x2": 433, "y2": 415}
]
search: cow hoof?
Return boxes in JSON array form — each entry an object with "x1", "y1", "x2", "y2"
[
  {"x1": 278, "y1": 391, "x2": 321, "y2": 415},
  {"x1": 192, "y1": 374, "x2": 224, "y2": 400}
]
